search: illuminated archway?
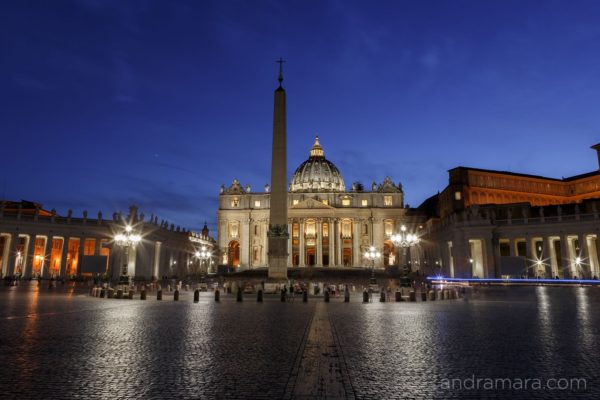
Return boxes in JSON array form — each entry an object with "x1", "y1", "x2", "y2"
[
  {"x1": 228, "y1": 240, "x2": 240, "y2": 267},
  {"x1": 383, "y1": 240, "x2": 396, "y2": 266}
]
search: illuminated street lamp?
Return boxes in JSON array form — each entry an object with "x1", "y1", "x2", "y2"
[
  {"x1": 194, "y1": 246, "x2": 212, "y2": 274},
  {"x1": 114, "y1": 225, "x2": 141, "y2": 285},
  {"x1": 364, "y1": 246, "x2": 381, "y2": 285},
  {"x1": 390, "y1": 225, "x2": 420, "y2": 275}
]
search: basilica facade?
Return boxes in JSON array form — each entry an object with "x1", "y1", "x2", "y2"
[{"x1": 217, "y1": 137, "x2": 424, "y2": 270}]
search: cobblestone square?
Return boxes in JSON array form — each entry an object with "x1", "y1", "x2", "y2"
[{"x1": 0, "y1": 284, "x2": 599, "y2": 399}]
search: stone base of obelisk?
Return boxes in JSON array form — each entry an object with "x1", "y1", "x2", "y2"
[
  {"x1": 267, "y1": 234, "x2": 289, "y2": 281},
  {"x1": 268, "y1": 256, "x2": 288, "y2": 281}
]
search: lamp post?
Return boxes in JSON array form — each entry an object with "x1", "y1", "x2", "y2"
[
  {"x1": 390, "y1": 225, "x2": 420, "y2": 276},
  {"x1": 194, "y1": 246, "x2": 212, "y2": 276},
  {"x1": 114, "y1": 225, "x2": 141, "y2": 286},
  {"x1": 364, "y1": 246, "x2": 381, "y2": 285}
]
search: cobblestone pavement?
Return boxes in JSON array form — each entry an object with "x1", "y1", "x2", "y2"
[{"x1": 0, "y1": 284, "x2": 599, "y2": 399}]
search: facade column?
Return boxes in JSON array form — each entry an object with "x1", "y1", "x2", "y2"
[
  {"x1": 372, "y1": 218, "x2": 384, "y2": 267},
  {"x1": 261, "y1": 221, "x2": 268, "y2": 266},
  {"x1": 60, "y1": 237, "x2": 69, "y2": 278},
  {"x1": 336, "y1": 220, "x2": 342, "y2": 267},
  {"x1": 316, "y1": 218, "x2": 323, "y2": 267},
  {"x1": 240, "y1": 218, "x2": 250, "y2": 269},
  {"x1": 328, "y1": 218, "x2": 335, "y2": 267},
  {"x1": 352, "y1": 219, "x2": 360, "y2": 267},
  {"x1": 286, "y1": 220, "x2": 292, "y2": 267},
  {"x1": 299, "y1": 219, "x2": 305, "y2": 267}
]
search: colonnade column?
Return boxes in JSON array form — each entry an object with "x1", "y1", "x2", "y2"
[
  {"x1": 42, "y1": 235, "x2": 52, "y2": 279},
  {"x1": 60, "y1": 237, "x2": 69, "y2": 278},
  {"x1": 485, "y1": 236, "x2": 497, "y2": 278},
  {"x1": 95, "y1": 238, "x2": 102, "y2": 256},
  {"x1": 299, "y1": 219, "x2": 305, "y2": 267},
  {"x1": 595, "y1": 235, "x2": 600, "y2": 278},
  {"x1": 328, "y1": 218, "x2": 335, "y2": 266},
  {"x1": 8, "y1": 233, "x2": 19, "y2": 276},
  {"x1": 577, "y1": 233, "x2": 590, "y2": 278},
  {"x1": 78, "y1": 238, "x2": 85, "y2": 276},
  {"x1": 24, "y1": 235, "x2": 36, "y2": 277},
  {"x1": 525, "y1": 235, "x2": 533, "y2": 277},
  {"x1": 559, "y1": 235, "x2": 570, "y2": 278},
  {"x1": 540, "y1": 237, "x2": 552, "y2": 277},
  {"x1": 316, "y1": 218, "x2": 322, "y2": 267}
]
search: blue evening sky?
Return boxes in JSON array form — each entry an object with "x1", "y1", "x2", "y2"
[{"x1": 2, "y1": 0, "x2": 600, "y2": 232}]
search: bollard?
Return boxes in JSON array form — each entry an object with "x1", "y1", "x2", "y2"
[
  {"x1": 194, "y1": 289, "x2": 200, "y2": 303},
  {"x1": 174, "y1": 289, "x2": 179, "y2": 301},
  {"x1": 257, "y1": 289, "x2": 263, "y2": 302},
  {"x1": 236, "y1": 289, "x2": 242, "y2": 302},
  {"x1": 395, "y1": 290, "x2": 402, "y2": 302},
  {"x1": 215, "y1": 288, "x2": 220, "y2": 302},
  {"x1": 344, "y1": 290, "x2": 350, "y2": 303},
  {"x1": 90, "y1": 287, "x2": 95, "y2": 296},
  {"x1": 280, "y1": 290, "x2": 286, "y2": 302},
  {"x1": 443, "y1": 290, "x2": 448, "y2": 300},
  {"x1": 380, "y1": 291, "x2": 386, "y2": 302},
  {"x1": 141, "y1": 289, "x2": 147, "y2": 300},
  {"x1": 117, "y1": 289, "x2": 123, "y2": 299},
  {"x1": 100, "y1": 288, "x2": 106, "y2": 298},
  {"x1": 429, "y1": 290, "x2": 435, "y2": 301},
  {"x1": 303, "y1": 290, "x2": 308, "y2": 303},
  {"x1": 409, "y1": 290, "x2": 416, "y2": 302},
  {"x1": 157, "y1": 289, "x2": 163, "y2": 300},
  {"x1": 185, "y1": 284, "x2": 190, "y2": 291},
  {"x1": 128, "y1": 290, "x2": 134, "y2": 300},
  {"x1": 363, "y1": 291, "x2": 369, "y2": 303},
  {"x1": 436, "y1": 290, "x2": 441, "y2": 300},
  {"x1": 324, "y1": 290, "x2": 330, "y2": 302},
  {"x1": 421, "y1": 291, "x2": 427, "y2": 301}
]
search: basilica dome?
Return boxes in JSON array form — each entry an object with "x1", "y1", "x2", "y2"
[{"x1": 290, "y1": 137, "x2": 346, "y2": 192}]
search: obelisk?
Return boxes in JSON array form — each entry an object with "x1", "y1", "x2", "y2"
[{"x1": 267, "y1": 58, "x2": 289, "y2": 280}]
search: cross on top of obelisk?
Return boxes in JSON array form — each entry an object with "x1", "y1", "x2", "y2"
[{"x1": 276, "y1": 57, "x2": 285, "y2": 87}]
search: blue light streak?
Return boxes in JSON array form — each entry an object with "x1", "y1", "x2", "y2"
[{"x1": 426, "y1": 276, "x2": 600, "y2": 285}]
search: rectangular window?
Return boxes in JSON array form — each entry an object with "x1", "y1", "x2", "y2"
[
  {"x1": 254, "y1": 200, "x2": 261, "y2": 208},
  {"x1": 322, "y1": 199, "x2": 328, "y2": 205},
  {"x1": 292, "y1": 223, "x2": 299, "y2": 238},
  {"x1": 361, "y1": 199, "x2": 368, "y2": 207},
  {"x1": 384, "y1": 196, "x2": 392, "y2": 206},
  {"x1": 454, "y1": 191, "x2": 462, "y2": 200},
  {"x1": 322, "y1": 223, "x2": 329, "y2": 237},
  {"x1": 231, "y1": 197, "x2": 240, "y2": 207},
  {"x1": 293, "y1": 199, "x2": 299, "y2": 205},
  {"x1": 342, "y1": 198, "x2": 351, "y2": 206}
]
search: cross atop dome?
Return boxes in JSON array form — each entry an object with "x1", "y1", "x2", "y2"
[{"x1": 310, "y1": 135, "x2": 324, "y2": 158}]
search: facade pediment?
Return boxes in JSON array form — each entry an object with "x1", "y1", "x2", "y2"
[{"x1": 291, "y1": 197, "x2": 334, "y2": 209}]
